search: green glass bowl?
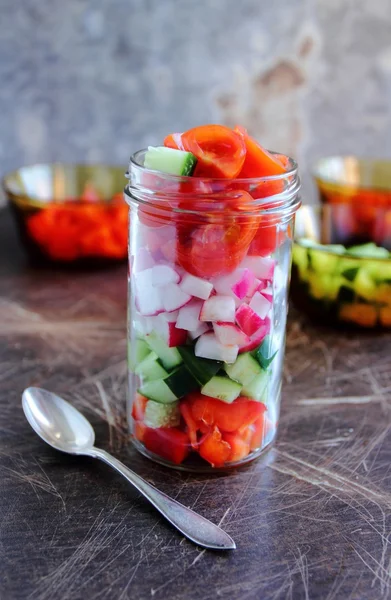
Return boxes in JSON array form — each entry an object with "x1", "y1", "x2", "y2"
[
  {"x1": 2, "y1": 163, "x2": 127, "y2": 266},
  {"x1": 290, "y1": 205, "x2": 391, "y2": 329}
]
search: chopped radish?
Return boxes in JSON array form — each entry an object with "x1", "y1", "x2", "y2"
[
  {"x1": 165, "y1": 322, "x2": 187, "y2": 347},
  {"x1": 235, "y1": 304, "x2": 264, "y2": 336},
  {"x1": 135, "y1": 284, "x2": 164, "y2": 316},
  {"x1": 134, "y1": 267, "x2": 154, "y2": 290},
  {"x1": 160, "y1": 283, "x2": 191, "y2": 313},
  {"x1": 273, "y1": 265, "x2": 285, "y2": 292},
  {"x1": 249, "y1": 292, "x2": 272, "y2": 319},
  {"x1": 159, "y1": 310, "x2": 179, "y2": 323},
  {"x1": 241, "y1": 256, "x2": 275, "y2": 280},
  {"x1": 213, "y1": 322, "x2": 250, "y2": 346},
  {"x1": 195, "y1": 332, "x2": 239, "y2": 364},
  {"x1": 213, "y1": 270, "x2": 243, "y2": 296},
  {"x1": 246, "y1": 277, "x2": 263, "y2": 299},
  {"x1": 200, "y1": 295, "x2": 235, "y2": 323},
  {"x1": 180, "y1": 273, "x2": 213, "y2": 300},
  {"x1": 239, "y1": 318, "x2": 271, "y2": 353},
  {"x1": 150, "y1": 315, "x2": 187, "y2": 347},
  {"x1": 134, "y1": 248, "x2": 155, "y2": 272},
  {"x1": 176, "y1": 299, "x2": 203, "y2": 331},
  {"x1": 261, "y1": 291, "x2": 273, "y2": 302},
  {"x1": 188, "y1": 322, "x2": 210, "y2": 340},
  {"x1": 133, "y1": 315, "x2": 154, "y2": 336},
  {"x1": 231, "y1": 269, "x2": 255, "y2": 300},
  {"x1": 142, "y1": 224, "x2": 176, "y2": 254},
  {"x1": 151, "y1": 264, "x2": 180, "y2": 286}
]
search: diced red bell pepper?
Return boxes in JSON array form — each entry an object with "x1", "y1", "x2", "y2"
[
  {"x1": 143, "y1": 427, "x2": 190, "y2": 465},
  {"x1": 188, "y1": 393, "x2": 266, "y2": 433},
  {"x1": 180, "y1": 402, "x2": 199, "y2": 448},
  {"x1": 199, "y1": 426, "x2": 231, "y2": 467},
  {"x1": 249, "y1": 414, "x2": 266, "y2": 451},
  {"x1": 132, "y1": 393, "x2": 148, "y2": 421},
  {"x1": 222, "y1": 431, "x2": 251, "y2": 463}
]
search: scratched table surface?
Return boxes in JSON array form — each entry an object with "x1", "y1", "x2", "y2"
[{"x1": 1, "y1": 207, "x2": 391, "y2": 600}]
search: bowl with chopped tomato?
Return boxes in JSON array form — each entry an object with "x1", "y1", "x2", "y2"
[
  {"x1": 125, "y1": 124, "x2": 301, "y2": 471},
  {"x1": 3, "y1": 163, "x2": 128, "y2": 266},
  {"x1": 291, "y1": 205, "x2": 391, "y2": 329}
]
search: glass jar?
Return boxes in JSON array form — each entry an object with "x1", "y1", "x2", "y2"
[{"x1": 124, "y1": 150, "x2": 301, "y2": 471}]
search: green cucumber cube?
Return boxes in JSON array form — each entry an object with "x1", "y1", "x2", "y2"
[
  {"x1": 144, "y1": 400, "x2": 180, "y2": 428},
  {"x1": 145, "y1": 331, "x2": 183, "y2": 370},
  {"x1": 201, "y1": 376, "x2": 242, "y2": 403},
  {"x1": 224, "y1": 353, "x2": 262, "y2": 386},
  {"x1": 135, "y1": 352, "x2": 168, "y2": 382},
  {"x1": 178, "y1": 346, "x2": 222, "y2": 385},
  {"x1": 128, "y1": 339, "x2": 150, "y2": 372},
  {"x1": 138, "y1": 380, "x2": 178, "y2": 404},
  {"x1": 241, "y1": 371, "x2": 269, "y2": 402}
]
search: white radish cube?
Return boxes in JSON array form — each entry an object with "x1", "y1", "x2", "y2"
[
  {"x1": 133, "y1": 315, "x2": 154, "y2": 336},
  {"x1": 195, "y1": 332, "x2": 239, "y2": 364},
  {"x1": 241, "y1": 256, "x2": 275, "y2": 280},
  {"x1": 135, "y1": 285, "x2": 164, "y2": 316},
  {"x1": 134, "y1": 267, "x2": 154, "y2": 290},
  {"x1": 213, "y1": 270, "x2": 243, "y2": 296},
  {"x1": 134, "y1": 248, "x2": 155, "y2": 272},
  {"x1": 160, "y1": 310, "x2": 179, "y2": 323},
  {"x1": 160, "y1": 283, "x2": 191, "y2": 313},
  {"x1": 200, "y1": 295, "x2": 235, "y2": 323},
  {"x1": 151, "y1": 264, "x2": 180, "y2": 286},
  {"x1": 249, "y1": 292, "x2": 272, "y2": 319},
  {"x1": 176, "y1": 299, "x2": 203, "y2": 331},
  {"x1": 235, "y1": 304, "x2": 264, "y2": 337},
  {"x1": 231, "y1": 269, "x2": 255, "y2": 299},
  {"x1": 213, "y1": 322, "x2": 250, "y2": 346},
  {"x1": 180, "y1": 273, "x2": 213, "y2": 300},
  {"x1": 188, "y1": 322, "x2": 210, "y2": 340}
]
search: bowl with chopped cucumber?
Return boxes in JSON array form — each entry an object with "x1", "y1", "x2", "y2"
[{"x1": 291, "y1": 205, "x2": 391, "y2": 328}]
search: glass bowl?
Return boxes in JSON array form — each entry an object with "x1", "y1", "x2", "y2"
[
  {"x1": 290, "y1": 205, "x2": 391, "y2": 329},
  {"x1": 313, "y1": 156, "x2": 391, "y2": 247},
  {"x1": 2, "y1": 163, "x2": 128, "y2": 266}
]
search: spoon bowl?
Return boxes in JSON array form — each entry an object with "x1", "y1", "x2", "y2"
[
  {"x1": 22, "y1": 386, "x2": 236, "y2": 550},
  {"x1": 23, "y1": 387, "x2": 95, "y2": 453}
]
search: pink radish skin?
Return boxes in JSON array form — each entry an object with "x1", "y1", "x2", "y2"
[
  {"x1": 249, "y1": 292, "x2": 272, "y2": 319},
  {"x1": 239, "y1": 318, "x2": 271, "y2": 353},
  {"x1": 213, "y1": 322, "x2": 250, "y2": 346},
  {"x1": 188, "y1": 322, "x2": 210, "y2": 340},
  {"x1": 200, "y1": 295, "x2": 236, "y2": 323},
  {"x1": 180, "y1": 273, "x2": 213, "y2": 300},
  {"x1": 241, "y1": 256, "x2": 275, "y2": 280},
  {"x1": 231, "y1": 269, "x2": 255, "y2": 300},
  {"x1": 160, "y1": 283, "x2": 192, "y2": 313},
  {"x1": 195, "y1": 332, "x2": 239, "y2": 364},
  {"x1": 235, "y1": 304, "x2": 264, "y2": 336},
  {"x1": 150, "y1": 315, "x2": 187, "y2": 347},
  {"x1": 262, "y1": 292, "x2": 273, "y2": 302},
  {"x1": 176, "y1": 299, "x2": 203, "y2": 331},
  {"x1": 151, "y1": 264, "x2": 180, "y2": 286}
]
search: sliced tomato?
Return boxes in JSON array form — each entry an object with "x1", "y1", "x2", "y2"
[
  {"x1": 248, "y1": 220, "x2": 286, "y2": 256},
  {"x1": 131, "y1": 393, "x2": 148, "y2": 421},
  {"x1": 176, "y1": 189, "x2": 257, "y2": 277},
  {"x1": 143, "y1": 427, "x2": 190, "y2": 465},
  {"x1": 222, "y1": 431, "x2": 251, "y2": 463},
  {"x1": 167, "y1": 125, "x2": 246, "y2": 179},
  {"x1": 199, "y1": 426, "x2": 231, "y2": 467},
  {"x1": 188, "y1": 394, "x2": 266, "y2": 433}
]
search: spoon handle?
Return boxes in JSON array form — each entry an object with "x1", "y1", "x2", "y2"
[{"x1": 90, "y1": 447, "x2": 235, "y2": 550}]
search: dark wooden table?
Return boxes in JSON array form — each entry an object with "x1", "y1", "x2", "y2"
[{"x1": 1, "y1": 207, "x2": 391, "y2": 600}]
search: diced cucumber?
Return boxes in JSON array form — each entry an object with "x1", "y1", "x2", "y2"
[
  {"x1": 128, "y1": 339, "x2": 150, "y2": 372},
  {"x1": 135, "y1": 352, "x2": 168, "y2": 381},
  {"x1": 353, "y1": 269, "x2": 377, "y2": 301},
  {"x1": 292, "y1": 245, "x2": 309, "y2": 280},
  {"x1": 164, "y1": 365, "x2": 198, "y2": 398},
  {"x1": 307, "y1": 272, "x2": 342, "y2": 301},
  {"x1": 309, "y1": 249, "x2": 340, "y2": 274},
  {"x1": 224, "y1": 353, "x2": 262, "y2": 386},
  {"x1": 254, "y1": 337, "x2": 278, "y2": 370},
  {"x1": 241, "y1": 371, "x2": 269, "y2": 402},
  {"x1": 144, "y1": 400, "x2": 180, "y2": 428},
  {"x1": 144, "y1": 146, "x2": 197, "y2": 176},
  {"x1": 139, "y1": 380, "x2": 178, "y2": 404},
  {"x1": 201, "y1": 376, "x2": 242, "y2": 403},
  {"x1": 341, "y1": 266, "x2": 360, "y2": 282},
  {"x1": 366, "y1": 261, "x2": 391, "y2": 283},
  {"x1": 339, "y1": 303, "x2": 377, "y2": 328},
  {"x1": 346, "y1": 243, "x2": 389, "y2": 259},
  {"x1": 145, "y1": 331, "x2": 183, "y2": 370},
  {"x1": 178, "y1": 345, "x2": 222, "y2": 385}
]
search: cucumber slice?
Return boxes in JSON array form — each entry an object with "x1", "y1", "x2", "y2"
[
  {"x1": 341, "y1": 266, "x2": 360, "y2": 282},
  {"x1": 241, "y1": 371, "x2": 269, "y2": 402},
  {"x1": 292, "y1": 245, "x2": 309, "y2": 280},
  {"x1": 346, "y1": 243, "x2": 389, "y2": 259},
  {"x1": 201, "y1": 375, "x2": 242, "y2": 403},
  {"x1": 164, "y1": 366, "x2": 198, "y2": 398},
  {"x1": 145, "y1": 331, "x2": 183, "y2": 370},
  {"x1": 135, "y1": 352, "x2": 168, "y2": 381},
  {"x1": 139, "y1": 380, "x2": 178, "y2": 404},
  {"x1": 144, "y1": 400, "x2": 180, "y2": 428},
  {"x1": 178, "y1": 345, "x2": 222, "y2": 385},
  {"x1": 309, "y1": 249, "x2": 340, "y2": 274},
  {"x1": 128, "y1": 339, "x2": 150, "y2": 372},
  {"x1": 307, "y1": 272, "x2": 342, "y2": 301},
  {"x1": 224, "y1": 353, "x2": 262, "y2": 386},
  {"x1": 254, "y1": 337, "x2": 278, "y2": 370},
  {"x1": 144, "y1": 146, "x2": 197, "y2": 176},
  {"x1": 353, "y1": 269, "x2": 377, "y2": 301}
]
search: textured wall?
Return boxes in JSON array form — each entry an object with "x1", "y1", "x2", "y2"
[{"x1": 1, "y1": 0, "x2": 391, "y2": 202}]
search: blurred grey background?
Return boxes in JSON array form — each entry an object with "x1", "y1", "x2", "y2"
[{"x1": 1, "y1": 0, "x2": 391, "y2": 202}]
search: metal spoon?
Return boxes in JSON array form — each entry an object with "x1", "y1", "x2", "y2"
[{"x1": 22, "y1": 387, "x2": 235, "y2": 550}]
